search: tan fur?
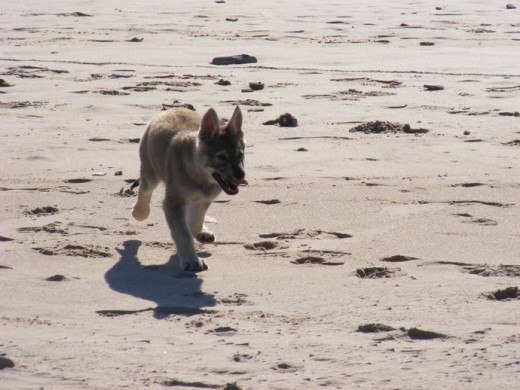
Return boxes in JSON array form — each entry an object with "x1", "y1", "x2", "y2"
[{"x1": 132, "y1": 106, "x2": 246, "y2": 272}]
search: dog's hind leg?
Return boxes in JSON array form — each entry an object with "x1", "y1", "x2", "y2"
[{"x1": 186, "y1": 201, "x2": 215, "y2": 243}]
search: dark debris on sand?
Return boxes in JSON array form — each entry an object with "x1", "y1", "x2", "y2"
[
  {"x1": 263, "y1": 113, "x2": 298, "y2": 127},
  {"x1": 486, "y1": 286, "x2": 519, "y2": 301},
  {"x1": 349, "y1": 120, "x2": 428, "y2": 134},
  {"x1": 357, "y1": 323, "x2": 396, "y2": 333}
]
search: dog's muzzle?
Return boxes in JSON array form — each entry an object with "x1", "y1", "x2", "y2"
[{"x1": 212, "y1": 172, "x2": 248, "y2": 195}]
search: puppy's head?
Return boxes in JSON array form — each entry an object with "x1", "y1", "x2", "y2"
[{"x1": 198, "y1": 106, "x2": 247, "y2": 195}]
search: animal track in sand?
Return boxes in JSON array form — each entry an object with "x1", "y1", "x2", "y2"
[
  {"x1": 428, "y1": 261, "x2": 520, "y2": 277},
  {"x1": 0, "y1": 101, "x2": 48, "y2": 109},
  {"x1": 303, "y1": 89, "x2": 396, "y2": 102},
  {"x1": 291, "y1": 249, "x2": 349, "y2": 266},
  {"x1": 463, "y1": 218, "x2": 498, "y2": 226},
  {"x1": 34, "y1": 243, "x2": 111, "y2": 258},
  {"x1": 144, "y1": 241, "x2": 174, "y2": 249},
  {"x1": 356, "y1": 267, "x2": 400, "y2": 278},
  {"x1": 419, "y1": 199, "x2": 512, "y2": 208},
  {"x1": 291, "y1": 256, "x2": 344, "y2": 266},
  {"x1": 18, "y1": 222, "x2": 67, "y2": 234},
  {"x1": 244, "y1": 241, "x2": 284, "y2": 251},
  {"x1": 470, "y1": 265, "x2": 520, "y2": 277},
  {"x1": 258, "y1": 228, "x2": 352, "y2": 240},
  {"x1": 358, "y1": 324, "x2": 448, "y2": 341},
  {"x1": 218, "y1": 293, "x2": 251, "y2": 306},
  {"x1": 208, "y1": 326, "x2": 238, "y2": 336},
  {"x1": 2, "y1": 65, "x2": 68, "y2": 78},
  {"x1": 24, "y1": 206, "x2": 59, "y2": 216},
  {"x1": 221, "y1": 98, "x2": 272, "y2": 107}
]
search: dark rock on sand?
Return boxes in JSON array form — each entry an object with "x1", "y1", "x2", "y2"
[
  {"x1": 0, "y1": 356, "x2": 15, "y2": 369},
  {"x1": 407, "y1": 327, "x2": 448, "y2": 340},
  {"x1": 249, "y1": 82, "x2": 264, "y2": 90},
  {"x1": 211, "y1": 54, "x2": 257, "y2": 65}
]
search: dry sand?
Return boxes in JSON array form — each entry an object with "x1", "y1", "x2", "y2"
[{"x1": 1, "y1": 1, "x2": 520, "y2": 389}]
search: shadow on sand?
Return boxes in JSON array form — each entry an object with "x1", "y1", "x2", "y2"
[{"x1": 104, "y1": 240, "x2": 216, "y2": 319}]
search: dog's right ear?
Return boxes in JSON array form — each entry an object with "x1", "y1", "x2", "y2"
[{"x1": 199, "y1": 108, "x2": 220, "y2": 141}]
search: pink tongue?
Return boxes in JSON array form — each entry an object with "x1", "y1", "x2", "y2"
[{"x1": 238, "y1": 178, "x2": 248, "y2": 187}]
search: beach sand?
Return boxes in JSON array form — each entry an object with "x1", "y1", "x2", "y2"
[{"x1": 1, "y1": 1, "x2": 519, "y2": 388}]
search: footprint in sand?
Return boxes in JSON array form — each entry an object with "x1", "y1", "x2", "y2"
[
  {"x1": 428, "y1": 261, "x2": 520, "y2": 277},
  {"x1": 209, "y1": 326, "x2": 238, "y2": 336},
  {"x1": 356, "y1": 266, "x2": 400, "y2": 278},
  {"x1": 24, "y1": 206, "x2": 59, "y2": 216},
  {"x1": 244, "y1": 241, "x2": 284, "y2": 251},
  {"x1": 18, "y1": 222, "x2": 68, "y2": 234},
  {"x1": 34, "y1": 243, "x2": 111, "y2": 258},
  {"x1": 291, "y1": 249, "x2": 349, "y2": 266},
  {"x1": 258, "y1": 228, "x2": 352, "y2": 240}
]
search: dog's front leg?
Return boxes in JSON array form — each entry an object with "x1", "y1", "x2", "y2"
[{"x1": 163, "y1": 195, "x2": 207, "y2": 272}]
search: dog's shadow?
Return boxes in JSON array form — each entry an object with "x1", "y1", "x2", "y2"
[{"x1": 104, "y1": 240, "x2": 216, "y2": 319}]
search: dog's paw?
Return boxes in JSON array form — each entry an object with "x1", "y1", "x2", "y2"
[
  {"x1": 181, "y1": 257, "x2": 208, "y2": 272},
  {"x1": 132, "y1": 204, "x2": 150, "y2": 221},
  {"x1": 196, "y1": 230, "x2": 215, "y2": 244}
]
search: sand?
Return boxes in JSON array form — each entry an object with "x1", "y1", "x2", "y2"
[{"x1": 1, "y1": 1, "x2": 520, "y2": 389}]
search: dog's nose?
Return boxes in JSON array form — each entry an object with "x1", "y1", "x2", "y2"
[{"x1": 233, "y1": 167, "x2": 245, "y2": 180}]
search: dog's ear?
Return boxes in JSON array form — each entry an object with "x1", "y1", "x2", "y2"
[
  {"x1": 227, "y1": 106, "x2": 243, "y2": 137},
  {"x1": 199, "y1": 108, "x2": 220, "y2": 141}
]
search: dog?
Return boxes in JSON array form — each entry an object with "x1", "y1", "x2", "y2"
[{"x1": 132, "y1": 106, "x2": 247, "y2": 272}]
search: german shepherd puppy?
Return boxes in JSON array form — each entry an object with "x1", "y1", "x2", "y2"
[{"x1": 132, "y1": 106, "x2": 247, "y2": 272}]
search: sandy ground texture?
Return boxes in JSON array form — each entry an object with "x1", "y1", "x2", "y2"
[{"x1": 1, "y1": 0, "x2": 520, "y2": 389}]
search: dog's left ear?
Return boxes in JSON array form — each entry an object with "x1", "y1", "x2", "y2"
[{"x1": 227, "y1": 106, "x2": 243, "y2": 137}]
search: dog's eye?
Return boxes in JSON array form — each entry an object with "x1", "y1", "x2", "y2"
[{"x1": 216, "y1": 154, "x2": 227, "y2": 161}]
